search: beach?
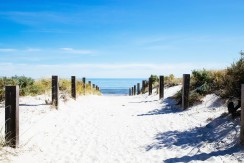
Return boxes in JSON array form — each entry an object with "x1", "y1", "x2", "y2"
[{"x1": 0, "y1": 86, "x2": 242, "y2": 162}]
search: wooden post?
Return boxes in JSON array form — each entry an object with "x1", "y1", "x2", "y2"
[
  {"x1": 134, "y1": 85, "x2": 136, "y2": 95},
  {"x1": 129, "y1": 88, "x2": 131, "y2": 96},
  {"x1": 93, "y1": 84, "x2": 95, "y2": 89},
  {"x1": 71, "y1": 76, "x2": 76, "y2": 100},
  {"x1": 182, "y1": 74, "x2": 190, "y2": 110},
  {"x1": 88, "y1": 81, "x2": 91, "y2": 88},
  {"x1": 240, "y1": 84, "x2": 244, "y2": 144},
  {"x1": 132, "y1": 87, "x2": 134, "y2": 96},
  {"x1": 82, "y1": 77, "x2": 86, "y2": 95},
  {"x1": 159, "y1": 76, "x2": 164, "y2": 99},
  {"x1": 5, "y1": 86, "x2": 19, "y2": 148},
  {"x1": 149, "y1": 77, "x2": 152, "y2": 95},
  {"x1": 137, "y1": 83, "x2": 140, "y2": 95},
  {"x1": 52, "y1": 76, "x2": 59, "y2": 108},
  {"x1": 142, "y1": 80, "x2": 146, "y2": 93},
  {"x1": 96, "y1": 85, "x2": 98, "y2": 91},
  {"x1": 141, "y1": 81, "x2": 144, "y2": 93}
]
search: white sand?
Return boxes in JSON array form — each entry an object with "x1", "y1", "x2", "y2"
[{"x1": 0, "y1": 86, "x2": 243, "y2": 162}]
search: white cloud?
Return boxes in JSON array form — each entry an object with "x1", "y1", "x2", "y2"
[
  {"x1": 60, "y1": 48, "x2": 94, "y2": 54},
  {"x1": 0, "y1": 48, "x2": 42, "y2": 53},
  {"x1": 25, "y1": 48, "x2": 41, "y2": 52},
  {"x1": 0, "y1": 62, "x2": 227, "y2": 78},
  {"x1": 0, "y1": 48, "x2": 16, "y2": 52}
]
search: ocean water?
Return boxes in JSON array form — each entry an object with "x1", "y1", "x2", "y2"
[{"x1": 87, "y1": 78, "x2": 146, "y2": 95}]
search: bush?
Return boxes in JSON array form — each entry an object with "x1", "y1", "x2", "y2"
[
  {"x1": 164, "y1": 74, "x2": 181, "y2": 87},
  {"x1": 0, "y1": 76, "x2": 40, "y2": 97},
  {"x1": 191, "y1": 69, "x2": 212, "y2": 88},
  {"x1": 223, "y1": 57, "x2": 244, "y2": 98},
  {"x1": 173, "y1": 69, "x2": 226, "y2": 107},
  {"x1": 13, "y1": 76, "x2": 36, "y2": 96},
  {"x1": 150, "y1": 74, "x2": 159, "y2": 85}
]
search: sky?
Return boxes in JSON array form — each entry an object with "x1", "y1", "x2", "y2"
[{"x1": 0, "y1": 0, "x2": 244, "y2": 78}]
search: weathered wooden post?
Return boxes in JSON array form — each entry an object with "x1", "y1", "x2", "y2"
[
  {"x1": 149, "y1": 77, "x2": 152, "y2": 95},
  {"x1": 159, "y1": 76, "x2": 164, "y2": 99},
  {"x1": 240, "y1": 84, "x2": 244, "y2": 144},
  {"x1": 52, "y1": 75, "x2": 59, "y2": 108},
  {"x1": 5, "y1": 86, "x2": 19, "y2": 148},
  {"x1": 132, "y1": 87, "x2": 134, "y2": 96},
  {"x1": 134, "y1": 85, "x2": 136, "y2": 95},
  {"x1": 129, "y1": 88, "x2": 131, "y2": 96},
  {"x1": 141, "y1": 81, "x2": 144, "y2": 93},
  {"x1": 137, "y1": 83, "x2": 140, "y2": 95},
  {"x1": 71, "y1": 76, "x2": 76, "y2": 100},
  {"x1": 142, "y1": 80, "x2": 146, "y2": 93},
  {"x1": 93, "y1": 84, "x2": 95, "y2": 89},
  {"x1": 82, "y1": 77, "x2": 86, "y2": 95},
  {"x1": 87, "y1": 81, "x2": 92, "y2": 94},
  {"x1": 182, "y1": 74, "x2": 190, "y2": 110}
]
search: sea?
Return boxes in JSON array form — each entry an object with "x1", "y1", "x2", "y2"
[{"x1": 87, "y1": 78, "x2": 146, "y2": 96}]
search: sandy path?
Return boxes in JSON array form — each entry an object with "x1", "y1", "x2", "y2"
[
  {"x1": 2, "y1": 86, "x2": 178, "y2": 163},
  {"x1": 0, "y1": 86, "x2": 242, "y2": 162}
]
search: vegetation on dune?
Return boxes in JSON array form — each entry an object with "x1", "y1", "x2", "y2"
[
  {"x1": 142, "y1": 74, "x2": 182, "y2": 94},
  {"x1": 0, "y1": 76, "x2": 101, "y2": 102},
  {"x1": 150, "y1": 74, "x2": 159, "y2": 85},
  {"x1": 164, "y1": 74, "x2": 182, "y2": 87},
  {"x1": 173, "y1": 52, "x2": 244, "y2": 106},
  {"x1": 173, "y1": 69, "x2": 226, "y2": 106},
  {"x1": 222, "y1": 55, "x2": 244, "y2": 99}
]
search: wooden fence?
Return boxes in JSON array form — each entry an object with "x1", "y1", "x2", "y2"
[{"x1": 4, "y1": 75, "x2": 101, "y2": 148}]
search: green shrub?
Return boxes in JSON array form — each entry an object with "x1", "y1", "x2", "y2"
[
  {"x1": 191, "y1": 69, "x2": 212, "y2": 88},
  {"x1": 150, "y1": 74, "x2": 159, "y2": 85},
  {"x1": 173, "y1": 69, "x2": 226, "y2": 107},
  {"x1": 222, "y1": 57, "x2": 244, "y2": 98}
]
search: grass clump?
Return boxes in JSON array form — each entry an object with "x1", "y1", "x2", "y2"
[{"x1": 164, "y1": 74, "x2": 181, "y2": 87}]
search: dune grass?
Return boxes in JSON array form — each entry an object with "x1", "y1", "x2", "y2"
[{"x1": 0, "y1": 77, "x2": 101, "y2": 102}]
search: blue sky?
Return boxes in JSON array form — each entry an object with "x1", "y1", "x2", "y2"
[{"x1": 0, "y1": 0, "x2": 244, "y2": 78}]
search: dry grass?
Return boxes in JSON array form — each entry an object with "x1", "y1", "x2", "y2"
[
  {"x1": 0, "y1": 77, "x2": 101, "y2": 102},
  {"x1": 0, "y1": 128, "x2": 18, "y2": 162}
]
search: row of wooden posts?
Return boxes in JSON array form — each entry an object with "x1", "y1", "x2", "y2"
[
  {"x1": 129, "y1": 74, "x2": 244, "y2": 145},
  {"x1": 52, "y1": 76, "x2": 100, "y2": 107},
  {"x1": 129, "y1": 74, "x2": 190, "y2": 109},
  {"x1": 129, "y1": 76, "x2": 165, "y2": 100},
  {"x1": 4, "y1": 74, "x2": 244, "y2": 148},
  {"x1": 4, "y1": 75, "x2": 100, "y2": 148}
]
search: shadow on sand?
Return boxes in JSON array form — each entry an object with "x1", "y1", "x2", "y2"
[
  {"x1": 137, "y1": 97, "x2": 182, "y2": 116},
  {"x1": 145, "y1": 114, "x2": 242, "y2": 162},
  {"x1": 164, "y1": 145, "x2": 242, "y2": 163}
]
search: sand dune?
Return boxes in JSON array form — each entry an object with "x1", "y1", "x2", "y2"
[{"x1": 0, "y1": 86, "x2": 242, "y2": 162}]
